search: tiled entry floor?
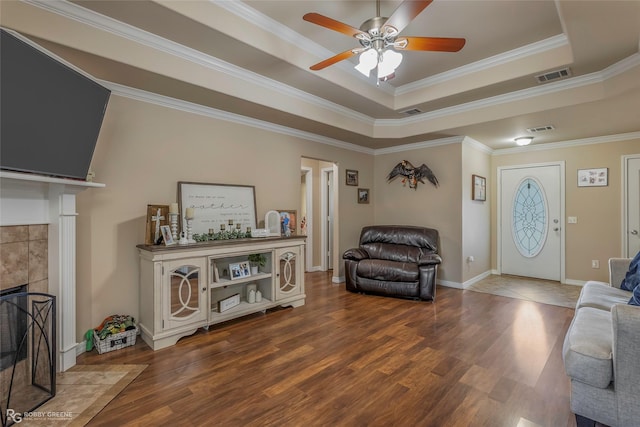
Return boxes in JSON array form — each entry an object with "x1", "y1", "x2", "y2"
[{"x1": 465, "y1": 274, "x2": 582, "y2": 308}]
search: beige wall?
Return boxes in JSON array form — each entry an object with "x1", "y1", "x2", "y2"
[
  {"x1": 462, "y1": 142, "x2": 492, "y2": 282},
  {"x1": 76, "y1": 95, "x2": 374, "y2": 341},
  {"x1": 373, "y1": 143, "x2": 463, "y2": 283},
  {"x1": 491, "y1": 138, "x2": 640, "y2": 283}
]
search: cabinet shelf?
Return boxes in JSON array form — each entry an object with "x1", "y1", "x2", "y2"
[
  {"x1": 210, "y1": 298, "x2": 272, "y2": 322},
  {"x1": 210, "y1": 272, "x2": 271, "y2": 289}
]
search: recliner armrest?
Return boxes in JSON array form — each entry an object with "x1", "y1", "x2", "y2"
[
  {"x1": 418, "y1": 253, "x2": 442, "y2": 266},
  {"x1": 343, "y1": 248, "x2": 369, "y2": 261},
  {"x1": 609, "y1": 258, "x2": 632, "y2": 289}
]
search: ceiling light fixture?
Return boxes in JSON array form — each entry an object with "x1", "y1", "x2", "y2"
[{"x1": 514, "y1": 136, "x2": 534, "y2": 146}]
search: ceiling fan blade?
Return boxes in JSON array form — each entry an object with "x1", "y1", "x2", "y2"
[
  {"x1": 310, "y1": 50, "x2": 358, "y2": 71},
  {"x1": 383, "y1": 0, "x2": 433, "y2": 33},
  {"x1": 303, "y1": 13, "x2": 363, "y2": 38},
  {"x1": 397, "y1": 37, "x2": 466, "y2": 52}
]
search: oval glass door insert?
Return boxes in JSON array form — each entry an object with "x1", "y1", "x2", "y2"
[{"x1": 512, "y1": 177, "x2": 548, "y2": 257}]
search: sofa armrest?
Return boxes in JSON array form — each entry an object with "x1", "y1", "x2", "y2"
[
  {"x1": 418, "y1": 253, "x2": 442, "y2": 266},
  {"x1": 609, "y1": 258, "x2": 632, "y2": 288},
  {"x1": 343, "y1": 248, "x2": 369, "y2": 261},
  {"x1": 612, "y1": 304, "x2": 640, "y2": 426}
]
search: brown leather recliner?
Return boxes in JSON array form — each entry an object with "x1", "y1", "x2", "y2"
[{"x1": 343, "y1": 225, "x2": 442, "y2": 301}]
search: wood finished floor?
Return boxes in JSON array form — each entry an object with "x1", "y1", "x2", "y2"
[{"x1": 79, "y1": 272, "x2": 578, "y2": 427}]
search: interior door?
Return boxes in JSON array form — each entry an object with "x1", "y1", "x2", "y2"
[
  {"x1": 625, "y1": 156, "x2": 640, "y2": 256},
  {"x1": 326, "y1": 169, "x2": 334, "y2": 270},
  {"x1": 500, "y1": 164, "x2": 562, "y2": 281}
]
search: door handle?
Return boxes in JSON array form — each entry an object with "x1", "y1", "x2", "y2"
[
  {"x1": 631, "y1": 230, "x2": 639, "y2": 235},
  {"x1": 553, "y1": 227, "x2": 560, "y2": 232}
]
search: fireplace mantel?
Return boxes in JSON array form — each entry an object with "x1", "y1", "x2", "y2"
[{"x1": 0, "y1": 171, "x2": 105, "y2": 371}]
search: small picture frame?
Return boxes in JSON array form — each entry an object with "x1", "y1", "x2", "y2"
[
  {"x1": 472, "y1": 174, "x2": 486, "y2": 201},
  {"x1": 357, "y1": 188, "x2": 370, "y2": 204},
  {"x1": 578, "y1": 168, "x2": 608, "y2": 187},
  {"x1": 346, "y1": 169, "x2": 359, "y2": 186},
  {"x1": 160, "y1": 225, "x2": 174, "y2": 246},
  {"x1": 278, "y1": 210, "x2": 297, "y2": 236},
  {"x1": 145, "y1": 204, "x2": 170, "y2": 245},
  {"x1": 229, "y1": 261, "x2": 251, "y2": 280}
]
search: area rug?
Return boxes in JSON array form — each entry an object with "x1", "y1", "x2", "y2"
[{"x1": 20, "y1": 364, "x2": 146, "y2": 426}]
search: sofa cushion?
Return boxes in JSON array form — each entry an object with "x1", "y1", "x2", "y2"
[
  {"x1": 356, "y1": 259, "x2": 419, "y2": 282},
  {"x1": 563, "y1": 307, "x2": 613, "y2": 389},
  {"x1": 577, "y1": 281, "x2": 632, "y2": 311}
]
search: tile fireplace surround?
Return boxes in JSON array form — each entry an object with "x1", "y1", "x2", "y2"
[{"x1": 0, "y1": 171, "x2": 104, "y2": 372}]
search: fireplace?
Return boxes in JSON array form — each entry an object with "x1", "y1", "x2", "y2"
[
  {"x1": 0, "y1": 285, "x2": 28, "y2": 371},
  {"x1": 0, "y1": 171, "x2": 104, "y2": 372},
  {"x1": 0, "y1": 289, "x2": 56, "y2": 427}
]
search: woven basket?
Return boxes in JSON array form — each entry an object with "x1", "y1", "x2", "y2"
[{"x1": 93, "y1": 326, "x2": 138, "y2": 354}]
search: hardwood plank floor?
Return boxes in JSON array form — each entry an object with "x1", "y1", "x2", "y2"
[{"x1": 79, "y1": 272, "x2": 578, "y2": 427}]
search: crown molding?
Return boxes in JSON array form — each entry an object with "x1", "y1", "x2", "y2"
[
  {"x1": 462, "y1": 137, "x2": 494, "y2": 154},
  {"x1": 24, "y1": 0, "x2": 375, "y2": 127},
  {"x1": 492, "y1": 131, "x2": 640, "y2": 155},
  {"x1": 377, "y1": 65, "x2": 610, "y2": 127},
  {"x1": 103, "y1": 81, "x2": 375, "y2": 155},
  {"x1": 395, "y1": 34, "x2": 569, "y2": 95},
  {"x1": 373, "y1": 136, "x2": 465, "y2": 155}
]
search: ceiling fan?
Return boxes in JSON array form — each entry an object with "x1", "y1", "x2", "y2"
[{"x1": 303, "y1": 0, "x2": 466, "y2": 81}]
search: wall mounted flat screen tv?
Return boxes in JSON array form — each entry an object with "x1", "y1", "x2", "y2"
[{"x1": 1, "y1": 28, "x2": 111, "y2": 180}]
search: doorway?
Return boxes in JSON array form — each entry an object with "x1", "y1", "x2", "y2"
[
  {"x1": 321, "y1": 166, "x2": 335, "y2": 271},
  {"x1": 623, "y1": 155, "x2": 640, "y2": 257},
  {"x1": 498, "y1": 162, "x2": 565, "y2": 282},
  {"x1": 301, "y1": 157, "x2": 338, "y2": 273}
]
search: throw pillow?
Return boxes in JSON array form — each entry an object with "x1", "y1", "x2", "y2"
[
  {"x1": 620, "y1": 251, "x2": 640, "y2": 291},
  {"x1": 630, "y1": 283, "x2": 640, "y2": 306}
]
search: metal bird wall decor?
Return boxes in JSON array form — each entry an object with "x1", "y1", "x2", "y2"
[{"x1": 387, "y1": 160, "x2": 439, "y2": 189}]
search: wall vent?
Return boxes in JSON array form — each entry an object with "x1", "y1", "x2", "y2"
[
  {"x1": 401, "y1": 108, "x2": 422, "y2": 116},
  {"x1": 535, "y1": 68, "x2": 571, "y2": 83},
  {"x1": 526, "y1": 125, "x2": 555, "y2": 133}
]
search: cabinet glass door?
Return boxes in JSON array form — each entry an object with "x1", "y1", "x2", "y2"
[
  {"x1": 275, "y1": 248, "x2": 301, "y2": 300},
  {"x1": 163, "y1": 259, "x2": 207, "y2": 330}
]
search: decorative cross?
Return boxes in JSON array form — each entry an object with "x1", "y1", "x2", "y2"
[{"x1": 152, "y1": 208, "x2": 165, "y2": 243}]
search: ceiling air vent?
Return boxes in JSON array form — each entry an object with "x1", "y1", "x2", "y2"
[
  {"x1": 526, "y1": 125, "x2": 555, "y2": 133},
  {"x1": 535, "y1": 68, "x2": 571, "y2": 83},
  {"x1": 401, "y1": 108, "x2": 422, "y2": 116}
]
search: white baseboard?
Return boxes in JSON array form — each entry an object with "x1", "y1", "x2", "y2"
[
  {"x1": 306, "y1": 265, "x2": 323, "y2": 272},
  {"x1": 438, "y1": 279, "x2": 464, "y2": 289},
  {"x1": 332, "y1": 275, "x2": 344, "y2": 283},
  {"x1": 461, "y1": 270, "x2": 493, "y2": 288},
  {"x1": 76, "y1": 340, "x2": 87, "y2": 356}
]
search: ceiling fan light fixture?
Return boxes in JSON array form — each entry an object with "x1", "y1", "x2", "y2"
[
  {"x1": 355, "y1": 49, "x2": 378, "y2": 77},
  {"x1": 515, "y1": 136, "x2": 534, "y2": 146},
  {"x1": 377, "y1": 49, "x2": 403, "y2": 79}
]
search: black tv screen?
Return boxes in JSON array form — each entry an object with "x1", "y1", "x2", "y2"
[{"x1": 1, "y1": 28, "x2": 110, "y2": 180}]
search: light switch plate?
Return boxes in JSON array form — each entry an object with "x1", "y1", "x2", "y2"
[{"x1": 568, "y1": 216, "x2": 577, "y2": 224}]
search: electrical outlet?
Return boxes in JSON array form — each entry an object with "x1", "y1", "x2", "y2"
[
  {"x1": 592, "y1": 260, "x2": 600, "y2": 269},
  {"x1": 467, "y1": 256, "x2": 475, "y2": 263}
]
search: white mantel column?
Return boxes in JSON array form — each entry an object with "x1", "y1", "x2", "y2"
[{"x1": 49, "y1": 188, "x2": 79, "y2": 372}]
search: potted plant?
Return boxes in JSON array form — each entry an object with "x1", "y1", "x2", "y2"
[{"x1": 248, "y1": 253, "x2": 267, "y2": 274}]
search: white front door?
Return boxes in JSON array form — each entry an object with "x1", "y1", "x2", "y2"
[
  {"x1": 499, "y1": 163, "x2": 563, "y2": 281},
  {"x1": 625, "y1": 155, "x2": 640, "y2": 257}
]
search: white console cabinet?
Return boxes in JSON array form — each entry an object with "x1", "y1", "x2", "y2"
[{"x1": 137, "y1": 237, "x2": 305, "y2": 350}]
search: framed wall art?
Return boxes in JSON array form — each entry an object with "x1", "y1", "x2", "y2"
[
  {"x1": 357, "y1": 188, "x2": 370, "y2": 204},
  {"x1": 577, "y1": 168, "x2": 608, "y2": 187},
  {"x1": 346, "y1": 169, "x2": 359, "y2": 186},
  {"x1": 178, "y1": 182, "x2": 257, "y2": 235},
  {"x1": 472, "y1": 175, "x2": 486, "y2": 201}
]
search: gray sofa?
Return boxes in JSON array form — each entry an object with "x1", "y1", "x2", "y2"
[{"x1": 563, "y1": 258, "x2": 639, "y2": 427}]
